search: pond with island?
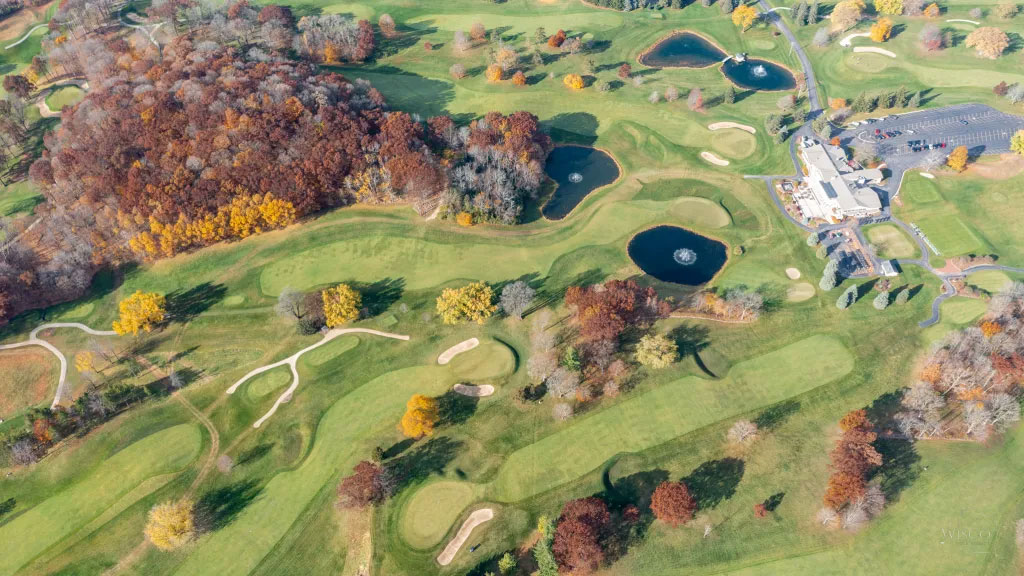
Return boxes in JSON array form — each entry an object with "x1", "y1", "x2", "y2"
[
  {"x1": 640, "y1": 32, "x2": 796, "y2": 91},
  {"x1": 627, "y1": 225, "x2": 728, "y2": 285},
  {"x1": 542, "y1": 146, "x2": 620, "y2": 220}
]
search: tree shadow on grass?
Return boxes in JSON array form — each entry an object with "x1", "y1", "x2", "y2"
[
  {"x1": 0, "y1": 498, "x2": 14, "y2": 520},
  {"x1": 437, "y1": 389, "x2": 478, "y2": 427},
  {"x1": 385, "y1": 436, "x2": 462, "y2": 493},
  {"x1": 865, "y1": 389, "x2": 904, "y2": 431},
  {"x1": 870, "y1": 437, "x2": 921, "y2": 503},
  {"x1": 236, "y1": 443, "x2": 274, "y2": 466},
  {"x1": 683, "y1": 458, "x2": 745, "y2": 510},
  {"x1": 166, "y1": 282, "x2": 227, "y2": 323},
  {"x1": 542, "y1": 111, "x2": 599, "y2": 146},
  {"x1": 195, "y1": 479, "x2": 262, "y2": 532},
  {"x1": 754, "y1": 400, "x2": 800, "y2": 430},
  {"x1": 350, "y1": 277, "x2": 405, "y2": 317}
]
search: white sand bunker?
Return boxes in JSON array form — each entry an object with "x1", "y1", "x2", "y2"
[
  {"x1": 438, "y1": 338, "x2": 480, "y2": 365},
  {"x1": 454, "y1": 383, "x2": 495, "y2": 397},
  {"x1": 854, "y1": 47, "x2": 896, "y2": 58},
  {"x1": 708, "y1": 122, "x2": 756, "y2": 134},
  {"x1": 437, "y1": 508, "x2": 494, "y2": 566},
  {"x1": 785, "y1": 267, "x2": 801, "y2": 280},
  {"x1": 946, "y1": 18, "x2": 979, "y2": 25},
  {"x1": 920, "y1": 172, "x2": 935, "y2": 179},
  {"x1": 700, "y1": 151, "x2": 730, "y2": 166},
  {"x1": 839, "y1": 31, "x2": 870, "y2": 47}
]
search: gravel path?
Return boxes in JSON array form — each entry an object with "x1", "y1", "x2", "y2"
[
  {"x1": 437, "y1": 338, "x2": 479, "y2": 365},
  {"x1": 4, "y1": 23, "x2": 46, "y2": 50},
  {"x1": 436, "y1": 508, "x2": 494, "y2": 566},
  {"x1": 0, "y1": 322, "x2": 117, "y2": 408},
  {"x1": 226, "y1": 327, "x2": 410, "y2": 428}
]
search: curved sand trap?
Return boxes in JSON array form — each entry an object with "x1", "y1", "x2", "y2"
[
  {"x1": 454, "y1": 383, "x2": 495, "y2": 397},
  {"x1": 839, "y1": 32, "x2": 870, "y2": 47},
  {"x1": 853, "y1": 47, "x2": 896, "y2": 58},
  {"x1": 708, "y1": 122, "x2": 756, "y2": 134},
  {"x1": 785, "y1": 267, "x2": 801, "y2": 280},
  {"x1": 437, "y1": 508, "x2": 494, "y2": 566},
  {"x1": 700, "y1": 151, "x2": 730, "y2": 166},
  {"x1": 787, "y1": 283, "x2": 816, "y2": 302},
  {"x1": 438, "y1": 338, "x2": 480, "y2": 365},
  {"x1": 946, "y1": 18, "x2": 979, "y2": 25},
  {"x1": 920, "y1": 172, "x2": 935, "y2": 179}
]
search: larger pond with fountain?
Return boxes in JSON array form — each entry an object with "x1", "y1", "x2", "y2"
[
  {"x1": 542, "y1": 146, "x2": 620, "y2": 220},
  {"x1": 640, "y1": 31, "x2": 796, "y2": 91},
  {"x1": 627, "y1": 225, "x2": 728, "y2": 285}
]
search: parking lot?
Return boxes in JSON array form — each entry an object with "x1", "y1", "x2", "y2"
[{"x1": 836, "y1": 103, "x2": 1024, "y2": 197}]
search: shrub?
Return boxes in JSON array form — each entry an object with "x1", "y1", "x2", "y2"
[{"x1": 456, "y1": 211, "x2": 474, "y2": 226}]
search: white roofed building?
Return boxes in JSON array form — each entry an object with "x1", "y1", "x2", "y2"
[{"x1": 798, "y1": 139, "x2": 883, "y2": 222}]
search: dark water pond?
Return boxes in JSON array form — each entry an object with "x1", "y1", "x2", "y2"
[
  {"x1": 721, "y1": 58, "x2": 796, "y2": 91},
  {"x1": 542, "y1": 146, "x2": 620, "y2": 220},
  {"x1": 627, "y1": 225, "x2": 728, "y2": 285},
  {"x1": 639, "y1": 32, "x2": 726, "y2": 68}
]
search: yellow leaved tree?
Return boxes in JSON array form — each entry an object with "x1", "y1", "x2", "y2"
[
  {"x1": 563, "y1": 73, "x2": 584, "y2": 91},
  {"x1": 144, "y1": 499, "x2": 195, "y2": 550},
  {"x1": 870, "y1": 18, "x2": 893, "y2": 42},
  {"x1": 322, "y1": 284, "x2": 362, "y2": 327},
  {"x1": 399, "y1": 394, "x2": 441, "y2": 438},
  {"x1": 947, "y1": 145, "x2": 968, "y2": 172},
  {"x1": 113, "y1": 291, "x2": 167, "y2": 336},
  {"x1": 1011, "y1": 130, "x2": 1024, "y2": 156},
  {"x1": 732, "y1": 4, "x2": 759, "y2": 31},
  {"x1": 436, "y1": 281, "x2": 496, "y2": 325}
]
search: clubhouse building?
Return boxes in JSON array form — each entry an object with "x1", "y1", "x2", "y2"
[{"x1": 796, "y1": 137, "x2": 883, "y2": 222}]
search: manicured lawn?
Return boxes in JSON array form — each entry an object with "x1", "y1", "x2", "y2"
[
  {"x1": 967, "y1": 269, "x2": 1013, "y2": 293},
  {"x1": 865, "y1": 224, "x2": 918, "y2": 259},
  {"x1": 710, "y1": 129, "x2": 757, "y2": 160},
  {"x1": 899, "y1": 173, "x2": 942, "y2": 204},
  {"x1": 914, "y1": 215, "x2": 982, "y2": 256},
  {"x1": 43, "y1": 86, "x2": 84, "y2": 111},
  {"x1": 488, "y1": 334, "x2": 854, "y2": 502},
  {"x1": 448, "y1": 339, "x2": 516, "y2": 381},
  {"x1": 398, "y1": 480, "x2": 481, "y2": 549}
]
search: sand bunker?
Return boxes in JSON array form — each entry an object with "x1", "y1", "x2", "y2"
[
  {"x1": 438, "y1": 338, "x2": 480, "y2": 365},
  {"x1": 920, "y1": 172, "x2": 935, "y2": 179},
  {"x1": 700, "y1": 151, "x2": 730, "y2": 166},
  {"x1": 708, "y1": 122, "x2": 756, "y2": 134},
  {"x1": 453, "y1": 383, "x2": 495, "y2": 397},
  {"x1": 785, "y1": 267, "x2": 801, "y2": 280},
  {"x1": 436, "y1": 508, "x2": 494, "y2": 566},
  {"x1": 839, "y1": 32, "x2": 870, "y2": 47}
]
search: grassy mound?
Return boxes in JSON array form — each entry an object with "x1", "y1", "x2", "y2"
[
  {"x1": 0, "y1": 424, "x2": 201, "y2": 575},
  {"x1": 866, "y1": 224, "x2": 918, "y2": 259},
  {"x1": 710, "y1": 129, "x2": 757, "y2": 160},
  {"x1": 668, "y1": 197, "x2": 732, "y2": 229},
  {"x1": 246, "y1": 368, "x2": 292, "y2": 400},
  {"x1": 398, "y1": 481, "x2": 480, "y2": 549},
  {"x1": 449, "y1": 339, "x2": 515, "y2": 381},
  {"x1": 489, "y1": 335, "x2": 854, "y2": 501}
]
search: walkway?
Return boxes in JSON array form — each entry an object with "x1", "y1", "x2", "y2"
[
  {"x1": 0, "y1": 322, "x2": 117, "y2": 408},
  {"x1": 4, "y1": 23, "x2": 46, "y2": 50},
  {"x1": 226, "y1": 327, "x2": 410, "y2": 428}
]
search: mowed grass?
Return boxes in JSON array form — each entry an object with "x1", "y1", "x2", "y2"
[
  {"x1": 0, "y1": 348, "x2": 57, "y2": 419},
  {"x1": 0, "y1": 423, "x2": 201, "y2": 575},
  {"x1": 939, "y1": 297, "x2": 987, "y2": 325},
  {"x1": 914, "y1": 215, "x2": 982, "y2": 257},
  {"x1": 488, "y1": 334, "x2": 854, "y2": 502},
  {"x1": 710, "y1": 129, "x2": 757, "y2": 160},
  {"x1": 246, "y1": 368, "x2": 292, "y2": 400},
  {"x1": 398, "y1": 481, "x2": 482, "y2": 549},
  {"x1": 448, "y1": 339, "x2": 516, "y2": 381},
  {"x1": 967, "y1": 269, "x2": 1013, "y2": 293},
  {"x1": 865, "y1": 224, "x2": 918, "y2": 259},
  {"x1": 43, "y1": 86, "x2": 84, "y2": 111},
  {"x1": 899, "y1": 173, "x2": 942, "y2": 204}
]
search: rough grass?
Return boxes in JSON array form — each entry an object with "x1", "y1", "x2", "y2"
[{"x1": 0, "y1": 348, "x2": 57, "y2": 419}]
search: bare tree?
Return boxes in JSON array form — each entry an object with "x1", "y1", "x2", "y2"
[
  {"x1": 500, "y1": 281, "x2": 535, "y2": 319},
  {"x1": 216, "y1": 454, "x2": 234, "y2": 473},
  {"x1": 546, "y1": 367, "x2": 580, "y2": 398},
  {"x1": 552, "y1": 402, "x2": 573, "y2": 421},
  {"x1": 276, "y1": 287, "x2": 307, "y2": 320},
  {"x1": 964, "y1": 400, "x2": 993, "y2": 440},
  {"x1": 727, "y1": 420, "x2": 759, "y2": 445},
  {"x1": 527, "y1": 350, "x2": 558, "y2": 383},
  {"x1": 10, "y1": 439, "x2": 37, "y2": 465},
  {"x1": 816, "y1": 506, "x2": 838, "y2": 527}
]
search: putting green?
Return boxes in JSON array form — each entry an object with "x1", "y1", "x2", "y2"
[
  {"x1": 449, "y1": 339, "x2": 515, "y2": 381},
  {"x1": 916, "y1": 215, "x2": 982, "y2": 256},
  {"x1": 866, "y1": 224, "x2": 917, "y2": 259},
  {"x1": 44, "y1": 86, "x2": 84, "y2": 111},
  {"x1": 967, "y1": 269, "x2": 1012, "y2": 293},
  {"x1": 304, "y1": 334, "x2": 360, "y2": 367},
  {"x1": 246, "y1": 368, "x2": 292, "y2": 400},
  {"x1": 489, "y1": 334, "x2": 854, "y2": 502},
  {"x1": 0, "y1": 424, "x2": 201, "y2": 575},
  {"x1": 845, "y1": 51, "x2": 893, "y2": 73},
  {"x1": 710, "y1": 129, "x2": 757, "y2": 160},
  {"x1": 668, "y1": 197, "x2": 732, "y2": 229},
  {"x1": 398, "y1": 481, "x2": 481, "y2": 549}
]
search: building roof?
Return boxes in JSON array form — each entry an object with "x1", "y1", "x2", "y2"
[{"x1": 801, "y1": 141, "x2": 882, "y2": 217}]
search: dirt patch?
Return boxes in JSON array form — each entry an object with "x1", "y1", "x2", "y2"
[
  {"x1": 785, "y1": 267, "x2": 801, "y2": 280},
  {"x1": 962, "y1": 153, "x2": 1024, "y2": 180}
]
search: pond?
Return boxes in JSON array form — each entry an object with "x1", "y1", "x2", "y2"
[
  {"x1": 721, "y1": 58, "x2": 796, "y2": 91},
  {"x1": 639, "y1": 32, "x2": 726, "y2": 68},
  {"x1": 542, "y1": 146, "x2": 620, "y2": 220},
  {"x1": 627, "y1": 225, "x2": 728, "y2": 285}
]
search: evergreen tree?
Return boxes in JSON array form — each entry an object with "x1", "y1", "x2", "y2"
[
  {"x1": 836, "y1": 285, "x2": 856, "y2": 309},
  {"x1": 807, "y1": 232, "x2": 820, "y2": 246},
  {"x1": 724, "y1": 84, "x2": 736, "y2": 103},
  {"x1": 873, "y1": 290, "x2": 890, "y2": 310},
  {"x1": 908, "y1": 91, "x2": 922, "y2": 108},
  {"x1": 895, "y1": 288, "x2": 910, "y2": 305},
  {"x1": 721, "y1": 0, "x2": 735, "y2": 13},
  {"x1": 809, "y1": 0, "x2": 820, "y2": 23},
  {"x1": 794, "y1": 0, "x2": 809, "y2": 24},
  {"x1": 852, "y1": 92, "x2": 870, "y2": 113},
  {"x1": 819, "y1": 259, "x2": 839, "y2": 291},
  {"x1": 895, "y1": 85, "x2": 909, "y2": 107}
]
